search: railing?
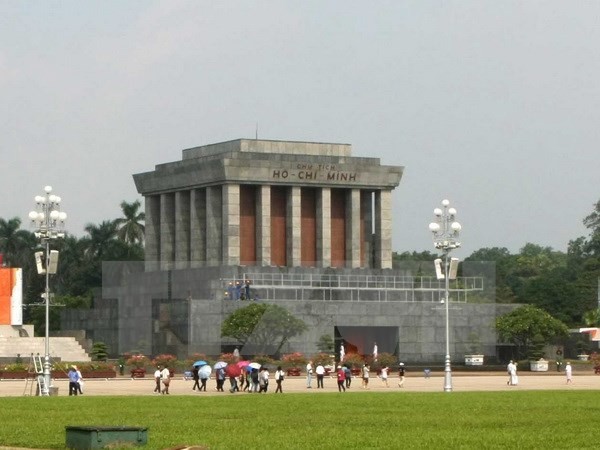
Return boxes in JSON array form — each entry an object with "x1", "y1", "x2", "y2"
[{"x1": 220, "y1": 273, "x2": 484, "y2": 303}]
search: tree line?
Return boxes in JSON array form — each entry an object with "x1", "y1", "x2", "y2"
[
  {"x1": 0, "y1": 200, "x2": 145, "y2": 335},
  {"x1": 1, "y1": 198, "x2": 599, "y2": 337}
]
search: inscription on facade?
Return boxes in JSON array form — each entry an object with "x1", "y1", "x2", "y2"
[{"x1": 272, "y1": 163, "x2": 358, "y2": 183}]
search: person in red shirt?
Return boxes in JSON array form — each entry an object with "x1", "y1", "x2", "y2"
[{"x1": 336, "y1": 365, "x2": 346, "y2": 392}]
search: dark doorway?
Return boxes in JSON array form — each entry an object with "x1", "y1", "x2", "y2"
[{"x1": 334, "y1": 326, "x2": 399, "y2": 358}]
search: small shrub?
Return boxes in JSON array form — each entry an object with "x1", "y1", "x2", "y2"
[
  {"x1": 126, "y1": 354, "x2": 150, "y2": 369},
  {"x1": 253, "y1": 354, "x2": 275, "y2": 366},
  {"x1": 3, "y1": 363, "x2": 27, "y2": 371},
  {"x1": 342, "y1": 353, "x2": 364, "y2": 368},
  {"x1": 151, "y1": 354, "x2": 177, "y2": 368},
  {"x1": 281, "y1": 352, "x2": 307, "y2": 368}
]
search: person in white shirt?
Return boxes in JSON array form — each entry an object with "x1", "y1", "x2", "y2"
[
  {"x1": 161, "y1": 366, "x2": 171, "y2": 394},
  {"x1": 153, "y1": 366, "x2": 162, "y2": 394},
  {"x1": 315, "y1": 364, "x2": 325, "y2": 388},
  {"x1": 380, "y1": 366, "x2": 389, "y2": 387},
  {"x1": 306, "y1": 361, "x2": 313, "y2": 388},
  {"x1": 565, "y1": 361, "x2": 573, "y2": 384},
  {"x1": 274, "y1": 366, "x2": 285, "y2": 393},
  {"x1": 362, "y1": 364, "x2": 370, "y2": 389},
  {"x1": 259, "y1": 367, "x2": 270, "y2": 393}
]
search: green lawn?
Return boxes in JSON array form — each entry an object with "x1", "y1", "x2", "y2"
[{"x1": 0, "y1": 391, "x2": 597, "y2": 449}]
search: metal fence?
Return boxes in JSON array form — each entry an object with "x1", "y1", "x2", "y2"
[{"x1": 220, "y1": 273, "x2": 484, "y2": 302}]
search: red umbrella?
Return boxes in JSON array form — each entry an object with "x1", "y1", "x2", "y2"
[
  {"x1": 226, "y1": 364, "x2": 241, "y2": 377},
  {"x1": 237, "y1": 360, "x2": 250, "y2": 368}
]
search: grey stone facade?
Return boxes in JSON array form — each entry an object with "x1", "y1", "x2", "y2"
[{"x1": 61, "y1": 139, "x2": 515, "y2": 363}]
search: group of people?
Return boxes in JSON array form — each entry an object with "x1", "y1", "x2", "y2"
[
  {"x1": 188, "y1": 364, "x2": 286, "y2": 394},
  {"x1": 153, "y1": 365, "x2": 172, "y2": 394},
  {"x1": 67, "y1": 365, "x2": 84, "y2": 396},
  {"x1": 306, "y1": 360, "x2": 406, "y2": 392},
  {"x1": 225, "y1": 280, "x2": 258, "y2": 301}
]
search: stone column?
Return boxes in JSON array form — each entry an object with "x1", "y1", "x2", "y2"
[
  {"x1": 257, "y1": 185, "x2": 271, "y2": 266},
  {"x1": 317, "y1": 187, "x2": 331, "y2": 268},
  {"x1": 346, "y1": 189, "x2": 361, "y2": 268},
  {"x1": 287, "y1": 186, "x2": 301, "y2": 267},
  {"x1": 206, "y1": 186, "x2": 222, "y2": 265},
  {"x1": 361, "y1": 191, "x2": 373, "y2": 268},
  {"x1": 375, "y1": 189, "x2": 393, "y2": 269},
  {"x1": 160, "y1": 193, "x2": 176, "y2": 270},
  {"x1": 175, "y1": 190, "x2": 190, "y2": 269},
  {"x1": 222, "y1": 184, "x2": 240, "y2": 266},
  {"x1": 190, "y1": 188, "x2": 206, "y2": 268},
  {"x1": 144, "y1": 195, "x2": 161, "y2": 272}
]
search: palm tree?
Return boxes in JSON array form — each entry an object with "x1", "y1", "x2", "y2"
[
  {"x1": 81, "y1": 221, "x2": 119, "y2": 260},
  {"x1": 114, "y1": 200, "x2": 145, "y2": 245},
  {"x1": 0, "y1": 217, "x2": 34, "y2": 267}
]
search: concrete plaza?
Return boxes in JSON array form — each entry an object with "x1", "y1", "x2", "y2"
[{"x1": 1, "y1": 372, "x2": 598, "y2": 397}]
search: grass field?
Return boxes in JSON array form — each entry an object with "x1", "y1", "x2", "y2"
[{"x1": 0, "y1": 391, "x2": 598, "y2": 449}]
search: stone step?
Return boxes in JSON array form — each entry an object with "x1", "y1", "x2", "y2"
[{"x1": 0, "y1": 336, "x2": 91, "y2": 362}]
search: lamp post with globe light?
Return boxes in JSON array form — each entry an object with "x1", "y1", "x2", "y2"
[
  {"x1": 428, "y1": 199, "x2": 461, "y2": 392},
  {"x1": 28, "y1": 186, "x2": 66, "y2": 396}
]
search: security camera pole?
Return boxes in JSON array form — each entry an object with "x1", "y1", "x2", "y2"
[
  {"x1": 29, "y1": 186, "x2": 67, "y2": 396},
  {"x1": 429, "y1": 199, "x2": 461, "y2": 392}
]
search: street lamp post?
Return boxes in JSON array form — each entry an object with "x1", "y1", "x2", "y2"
[
  {"x1": 29, "y1": 186, "x2": 66, "y2": 396},
  {"x1": 428, "y1": 199, "x2": 461, "y2": 392}
]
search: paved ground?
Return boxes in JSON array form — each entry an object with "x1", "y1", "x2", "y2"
[{"x1": 1, "y1": 371, "x2": 599, "y2": 396}]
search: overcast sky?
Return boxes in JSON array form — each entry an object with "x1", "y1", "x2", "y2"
[{"x1": 1, "y1": 0, "x2": 598, "y2": 258}]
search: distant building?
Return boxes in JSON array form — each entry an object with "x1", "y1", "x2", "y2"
[{"x1": 62, "y1": 139, "x2": 508, "y2": 362}]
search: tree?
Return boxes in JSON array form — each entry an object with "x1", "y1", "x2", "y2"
[
  {"x1": 496, "y1": 305, "x2": 569, "y2": 360},
  {"x1": 91, "y1": 341, "x2": 109, "y2": 361},
  {"x1": 0, "y1": 217, "x2": 34, "y2": 267},
  {"x1": 583, "y1": 199, "x2": 600, "y2": 256},
  {"x1": 221, "y1": 303, "x2": 308, "y2": 356},
  {"x1": 114, "y1": 200, "x2": 145, "y2": 245},
  {"x1": 81, "y1": 221, "x2": 118, "y2": 260},
  {"x1": 316, "y1": 334, "x2": 334, "y2": 353}
]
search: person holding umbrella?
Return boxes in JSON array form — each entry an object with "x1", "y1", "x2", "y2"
[
  {"x1": 226, "y1": 364, "x2": 241, "y2": 392},
  {"x1": 198, "y1": 364, "x2": 211, "y2": 391}
]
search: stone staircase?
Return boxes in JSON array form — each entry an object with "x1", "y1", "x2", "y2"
[{"x1": 0, "y1": 336, "x2": 91, "y2": 362}]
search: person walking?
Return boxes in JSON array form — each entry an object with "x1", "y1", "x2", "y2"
[
  {"x1": 507, "y1": 360, "x2": 518, "y2": 386},
  {"x1": 68, "y1": 365, "x2": 80, "y2": 396},
  {"x1": 565, "y1": 361, "x2": 573, "y2": 384},
  {"x1": 153, "y1": 366, "x2": 162, "y2": 394},
  {"x1": 274, "y1": 366, "x2": 285, "y2": 393},
  {"x1": 250, "y1": 368, "x2": 260, "y2": 393},
  {"x1": 361, "y1": 363, "x2": 370, "y2": 389},
  {"x1": 315, "y1": 363, "x2": 325, "y2": 388},
  {"x1": 306, "y1": 361, "x2": 313, "y2": 388},
  {"x1": 259, "y1": 367, "x2": 269, "y2": 393},
  {"x1": 343, "y1": 364, "x2": 352, "y2": 388},
  {"x1": 161, "y1": 366, "x2": 171, "y2": 394},
  {"x1": 380, "y1": 366, "x2": 389, "y2": 387},
  {"x1": 75, "y1": 366, "x2": 84, "y2": 394},
  {"x1": 336, "y1": 365, "x2": 346, "y2": 392},
  {"x1": 216, "y1": 366, "x2": 225, "y2": 392},
  {"x1": 398, "y1": 363, "x2": 406, "y2": 388},
  {"x1": 191, "y1": 366, "x2": 200, "y2": 391}
]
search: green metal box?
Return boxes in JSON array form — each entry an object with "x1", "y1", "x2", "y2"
[{"x1": 65, "y1": 426, "x2": 148, "y2": 449}]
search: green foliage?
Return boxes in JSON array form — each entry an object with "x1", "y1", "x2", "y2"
[
  {"x1": 342, "y1": 352, "x2": 365, "y2": 368},
  {"x1": 371, "y1": 352, "x2": 396, "y2": 370},
  {"x1": 221, "y1": 303, "x2": 308, "y2": 356},
  {"x1": 91, "y1": 342, "x2": 108, "y2": 361},
  {"x1": 2, "y1": 363, "x2": 27, "y2": 371},
  {"x1": 311, "y1": 352, "x2": 333, "y2": 366},
  {"x1": 496, "y1": 305, "x2": 569, "y2": 359},
  {"x1": 316, "y1": 334, "x2": 334, "y2": 353}
]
